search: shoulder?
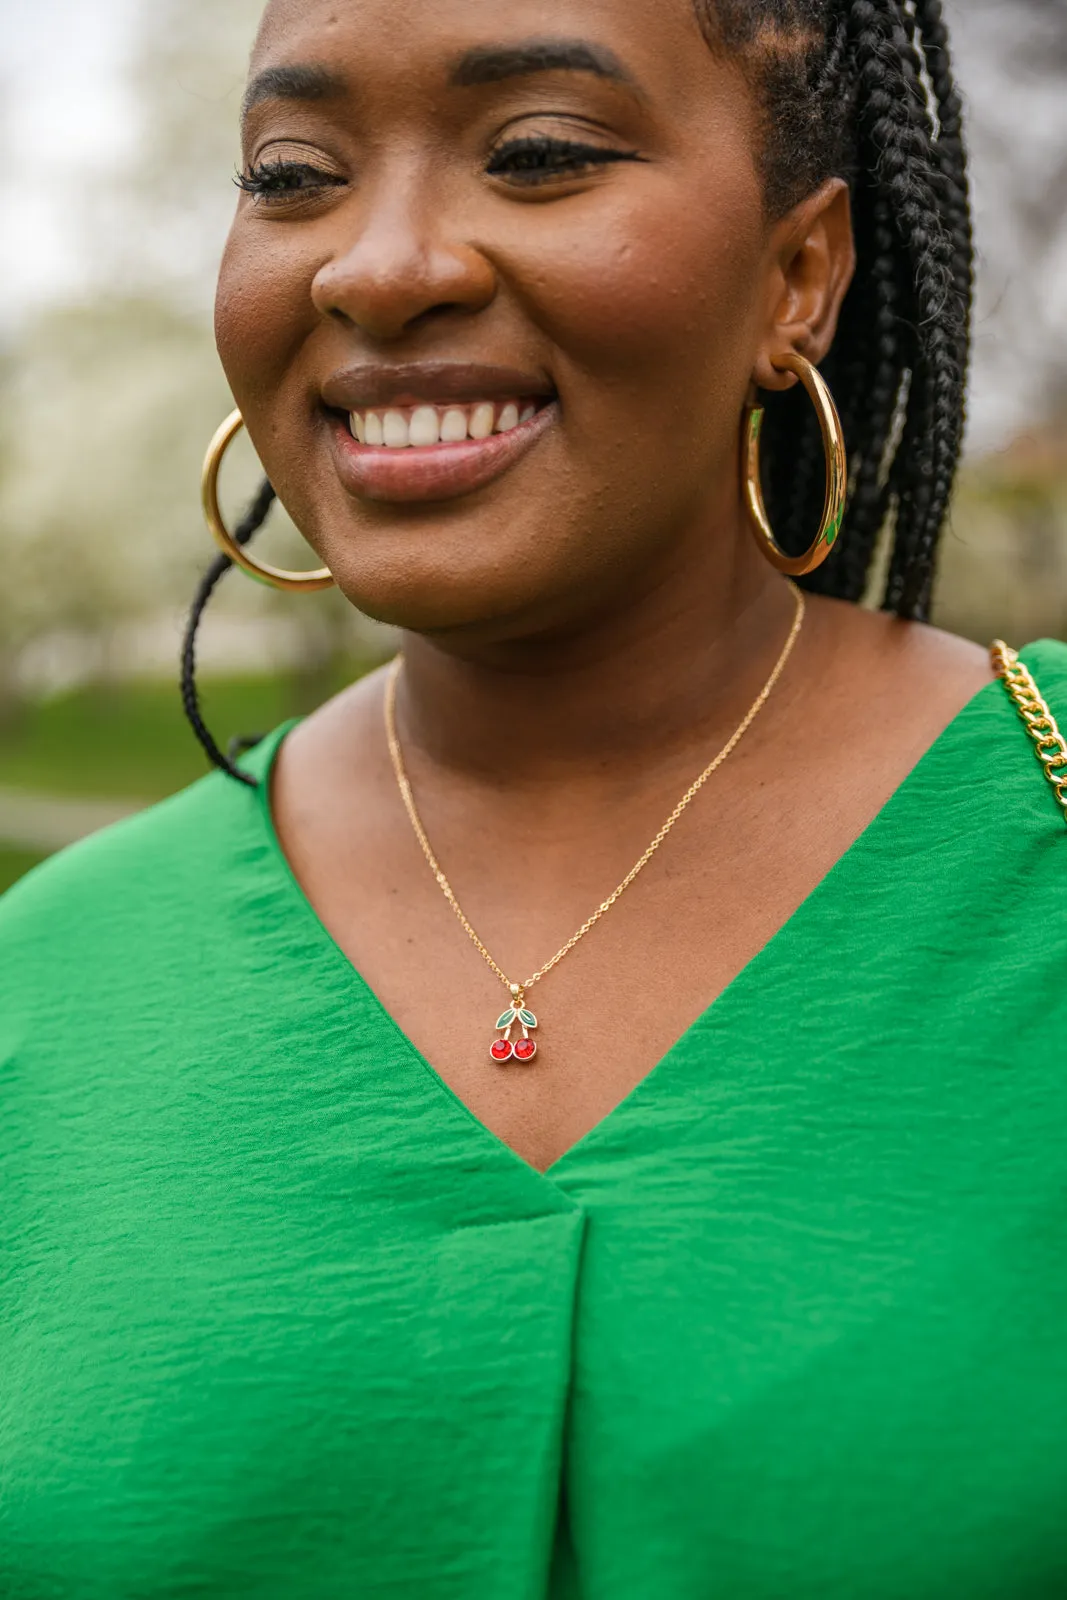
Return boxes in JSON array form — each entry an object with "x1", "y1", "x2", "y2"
[
  {"x1": 1017, "y1": 637, "x2": 1067, "y2": 700},
  {"x1": 2, "y1": 771, "x2": 242, "y2": 916},
  {"x1": 807, "y1": 601, "x2": 1067, "y2": 764},
  {"x1": 0, "y1": 721, "x2": 294, "y2": 932},
  {"x1": 808, "y1": 596, "x2": 994, "y2": 737},
  {"x1": 991, "y1": 635, "x2": 1067, "y2": 814},
  {"x1": 805, "y1": 600, "x2": 1067, "y2": 865},
  {"x1": 0, "y1": 759, "x2": 271, "y2": 1022}
]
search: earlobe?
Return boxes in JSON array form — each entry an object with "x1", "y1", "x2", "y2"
[{"x1": 752, "y1": 178, "x2": 856, "y2": 393}]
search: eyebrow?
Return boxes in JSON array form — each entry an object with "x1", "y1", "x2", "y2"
[
  {"x1": 449, "y1": 38, "x2": 640, "y2": 92},
  {"x1": 242, "y1": 63, "x2": 348, "y2": 118}
]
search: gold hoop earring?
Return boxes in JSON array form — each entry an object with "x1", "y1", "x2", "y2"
[
  {"x1": 742, "y1": 353, "x2": 847, "y2": 578},
  {"x1": 201, "y1": 410, "x2": 334, "y2": 592}
]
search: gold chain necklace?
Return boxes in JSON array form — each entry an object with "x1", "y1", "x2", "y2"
[{"x1": 384, "y1": 583, "x2": 805, "y2": 1064}]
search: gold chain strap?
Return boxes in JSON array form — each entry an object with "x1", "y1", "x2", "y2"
[
  {"x1": 385, "y1": 584, "x2": 805, "y2": 1002},
  {"x1": 991, "y1": 640, "x2": 1067, "y2": 822}
]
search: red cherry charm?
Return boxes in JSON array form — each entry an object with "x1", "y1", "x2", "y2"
[
  {"x1": 490, "y1": 1038, "x2": 514, "y2": 1062},
  {"x1": 513, "y1": 1038, "x2": 537, "y2": 1062}
]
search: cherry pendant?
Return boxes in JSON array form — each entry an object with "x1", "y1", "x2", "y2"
[{"x1": 491, "y1": 1000, "x2": 539, "y2": 1064}]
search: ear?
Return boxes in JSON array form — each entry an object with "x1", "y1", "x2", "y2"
[{"x1": 751, "y1": 179, "x2": 856, "y2": 394}]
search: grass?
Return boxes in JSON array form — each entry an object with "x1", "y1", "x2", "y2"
[
  {"x1": 0, "y1": 847, "x2": 46, "y2": 895},
  {"x1": 0, "y1": 660, "x2": 379, "y2": 803}
]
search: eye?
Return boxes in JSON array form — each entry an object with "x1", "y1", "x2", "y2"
[
  {"x1": 236, "y1": 159, "x2": 346, "y2": 204},
  {"x1": 486, "y1": 135, "x2": 643, "y2": 188}
]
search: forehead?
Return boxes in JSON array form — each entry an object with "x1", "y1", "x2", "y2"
[{"x1": 252, "y1": 0, "x2": 721, "y2": 105}]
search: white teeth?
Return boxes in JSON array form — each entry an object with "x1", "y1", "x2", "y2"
[
  {"x1": 469, "y1": 402, "x2": 495, "y2": 440},
  {"x1": 440, "y1": 408, "x2": 469, "y2": 443},
  {"x1": 409, "y1": 405, "x2": 441, "y2": 447},
  {"x1": 383, "y1": 410, "x2": 410, "y2": 448},
  {"x1": 350, "y1": 399, "x2": 541, "y2": 447}
]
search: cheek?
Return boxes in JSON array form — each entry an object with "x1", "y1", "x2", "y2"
[
  {"x1": 503, "y1": 176, "x2": 768, "y2": 431},
  {"x1": 215, "y1": 225, "x2": 316, "y2": 409}
]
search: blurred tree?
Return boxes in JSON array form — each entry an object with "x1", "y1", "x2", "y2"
[
  {"x1": 94, "y1": 0, "x2": 264, "y2": 312},
  {"x1": 948, "y1": 0, "x2": 1067, "y2": 449},
  {"x1": 928, "y1": 0, "x2": 1067, "y2": 645},
  {"x1": 0, "y1": 0, "x2": 377, "y2": 711},
  {"x1": 0, "y1": 299, "x2": 230, "y2": 684},
  {"x1": 936, "y1": 416, "x2": 1067, "y2": 647}
]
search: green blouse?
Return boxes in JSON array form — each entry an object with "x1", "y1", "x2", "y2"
[{"x1": 2, "y1": 642, "x2": 1067, "y2": 1599}]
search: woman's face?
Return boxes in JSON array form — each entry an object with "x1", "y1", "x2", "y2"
[{"x1": 217, "y1": 0, "x2": 794, "y2": 640}]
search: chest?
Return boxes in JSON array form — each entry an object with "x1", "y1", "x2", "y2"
[
  {"x1": 274, "y1": 733, "x2": 905, "y2": 1169},
  {"x1": 4, "y1": 1029, "x2": 1067, "y2": 1600}
]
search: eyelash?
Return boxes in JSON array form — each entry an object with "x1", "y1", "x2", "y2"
[
  {"x1": 236, "y1": 136, "x2": 640, "y2": 205},
  {"x1": 235, "y1": 160, "x2": 345, "y2": 201},
  {"x1": 486, "y1": 135, "x2": 642, "y2": 185}
]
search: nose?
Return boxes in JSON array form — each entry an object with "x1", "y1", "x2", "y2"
[{"x1": 310, "y1": 179, "x2": 498, "y2": 341}]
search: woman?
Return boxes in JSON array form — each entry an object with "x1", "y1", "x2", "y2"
[{"x1": 3, "y1": 0, "x2": 1066, "y2": 1594}]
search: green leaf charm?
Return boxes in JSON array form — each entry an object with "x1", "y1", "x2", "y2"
[
  {"x1": 496, "y1": 1009, "x2": 518, "y2": 1031},
  {"x1": 520, "y1": 1009, "x2": 538, "y2": 1029}
]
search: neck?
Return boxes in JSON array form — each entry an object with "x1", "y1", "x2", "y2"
[{"x1": 396, "y1": 513, "x2": 799, "y2": 788}]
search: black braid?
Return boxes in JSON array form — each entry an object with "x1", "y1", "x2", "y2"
[
  {"x1": 696, "y1": 0, "x2": 973, "y2": 619},
  {"x1": 912, "y1": 0, "x2": 974, "y2": 463},
  {"x1": 855, "y1": 4, "x2": 959, "y2": 612},
  {"x1": 836, "y1": 196, "x2": 903, "y2": 596},
  {"x1": 179, "y1": 478, "x2": 276, "y2": 787}
]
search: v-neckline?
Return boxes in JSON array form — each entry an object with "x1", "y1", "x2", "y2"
[{"x1": 245, "y1": 670, "x2": 1005, "y2": 1184}]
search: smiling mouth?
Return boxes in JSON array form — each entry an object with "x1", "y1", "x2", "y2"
[
  {"x1": 325, "y1": 393, "x2": 557, "y2": 504},
  {"x1": 348, "y1": 397, "x2": 543, "y2": 448}
]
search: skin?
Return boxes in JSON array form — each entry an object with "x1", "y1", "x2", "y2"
[{"x1": 217, "y1": 0, "x2": 990, "y2": 1172}]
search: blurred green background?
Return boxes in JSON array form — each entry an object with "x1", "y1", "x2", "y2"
[{"x1": 2, "y1": 0, "x2": 1066, "y2": 892}]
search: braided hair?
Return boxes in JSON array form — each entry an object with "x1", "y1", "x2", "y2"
[
  {"x1": 183, "y1": 0, "x2": 972, "y2": 777},
  {"x1": 699, "y1": 0, "x2": 973, "y2": 616},
  {"x1": 180, "y1": 481, "x2": 275, "y2": 785}
]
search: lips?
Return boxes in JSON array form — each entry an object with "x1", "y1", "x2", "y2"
[
  {"x1": 320, "y1": 361, "x2": 554, "y2": 412},
  {"x1": 326, "y1": 400, "x2": 557, "y2": 504},
  {"x1": 320, "y1": 363, "x2": 558, "y2": 504}
]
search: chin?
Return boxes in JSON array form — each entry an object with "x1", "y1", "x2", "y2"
[
  {"x1": 325, "y1": 553, "x2": 549, "y2": 641},
  {"x1": 305, "y1": 495, "x2": 586, "y2": 640}
]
